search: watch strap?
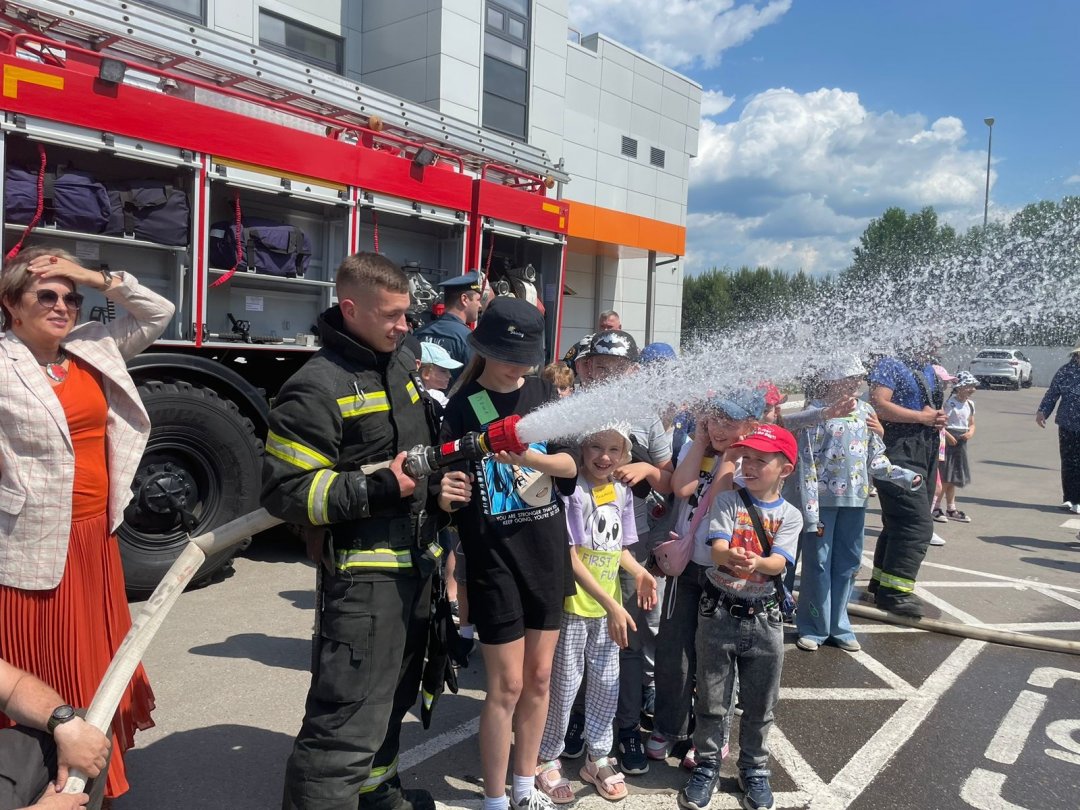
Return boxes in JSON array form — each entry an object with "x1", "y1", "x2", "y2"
[{"x1": 47, "y1": 704, "x2": 76, "y2": 733}]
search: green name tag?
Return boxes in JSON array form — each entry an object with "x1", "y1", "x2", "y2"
[{"x1": 468, "y1": 390, "x2": 500, "y2": 425}]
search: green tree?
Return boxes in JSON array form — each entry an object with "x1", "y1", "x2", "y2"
[{"x1": 847, "y1": 206, "x2": 957, "y2": 284}]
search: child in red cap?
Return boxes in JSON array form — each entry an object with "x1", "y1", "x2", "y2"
[{"x1": 678, "y1": 424, "x2": 803, "y2": 810}]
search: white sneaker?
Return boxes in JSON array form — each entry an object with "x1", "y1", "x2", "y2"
[
  {"x1": 1061, "y1": 501, "x2": 1074, "y2": 512},
  {"x1": 1072, "y1": 504, "x2": 1080, "y2": 515},
  {"x1": 930, "y1": 533, "x2": 946, "y2": 547}
]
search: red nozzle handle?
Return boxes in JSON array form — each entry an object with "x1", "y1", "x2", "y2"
[{"x1": 484, "y1": 414, "x2": 526, "y2": 454}]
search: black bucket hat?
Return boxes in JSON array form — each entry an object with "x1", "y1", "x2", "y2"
[{"x1": 468, "y1": 296, "x2": 546, "y2": 366}]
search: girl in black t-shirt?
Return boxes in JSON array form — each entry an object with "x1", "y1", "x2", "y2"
[{"x1": 438, "y1": 297, "x2": 577, "y2": 810}]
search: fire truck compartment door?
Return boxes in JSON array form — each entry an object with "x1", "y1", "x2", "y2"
[
  {"x1": 483, "y1": 218, "x2": 565, "y2": 246},
  {"x1": 358, "y1": 190, "x2": 467, "y2": 227},
  {"x1": 209, "y1": 158, "x2": 351, "y2": 207},
  {"x1": 3, "y1": 114, "x2": 199, "y2": 169}
]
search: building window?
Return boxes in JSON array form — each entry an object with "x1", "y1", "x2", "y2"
[
  {"x1": 650, "y1": 147, "x2": 666, "y2": 168},
  {"x1": 259, "y1": 10, "x2": 343, "y2": 75},
  {"x1": 135, "y1": 0, "x2": 204, "y2": 23},
  {"x1": 483, "y1": 1, "x2": 530, "y2": 140},
  {"x1": 621, "y1": 136, "x2": 638, "y2": 158}
]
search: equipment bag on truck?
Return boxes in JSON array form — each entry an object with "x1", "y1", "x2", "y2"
[
  {"x1": 52, "y1": 168, "x2": 111, "y2": 233},
  {"x1": 106, "y1": 181, "x2": 190, "y2": 245},
  {"x1": 209, "y1": 217, "x2": 311, "y2": 278}
]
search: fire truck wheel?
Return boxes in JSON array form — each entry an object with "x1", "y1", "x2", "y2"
[{"x1": 119, "y1": 379, "x2": 263, "y2": 596}]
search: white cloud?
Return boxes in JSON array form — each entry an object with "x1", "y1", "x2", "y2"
[
  {"x1": 700, "y1": 89, "x2": 736, "y2": 117},
  {"x1": 1067, "y1": 174, "x2": 1080, "y2": 185},
  {"x1": 568, "y1": 0, "x2": 791, "y2": 69},
  {"x1": 687, "y1": 87, "x2": 997, "y2": 275}
]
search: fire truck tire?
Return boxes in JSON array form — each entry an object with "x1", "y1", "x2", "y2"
[{"x1": 119, "y1": 379, "x2": 264, "y2": 596}]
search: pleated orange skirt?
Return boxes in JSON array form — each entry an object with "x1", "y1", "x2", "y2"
[{"x1": 0, "y1": 512, "x2": 156, "y2": 799}]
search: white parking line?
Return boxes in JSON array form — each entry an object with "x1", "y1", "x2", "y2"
[
  {"x1": 781, "y1": 688, "x2": 913, "y2": 701},
  {"x1": 813, "y1": 639, "x2": 986, "y2": 810},
  {"x1": 983, "y1": 689, "x2": 1048, "y2": 765},
  {"x1": 914, "y1": 587, "x2": 984, "y2": 625},
  {"x1": 960, "y1": 768, "x2": 1026, "y2": 810},
  {"x1": 849, "y1": 649, "x2": 915, "y2": 693},
  {"x1": 401, "y1": 717, "x2": 480, "y2": 773},
  {"x1": 916, "y1": 559, "x2": 1080, "y2": 593},
  {"x1": 769, "y1": 724, "x2": 828, "y2": 794},
  {"x1": 1031, "y1": 587, "x2": 1080, "y2": 612}
]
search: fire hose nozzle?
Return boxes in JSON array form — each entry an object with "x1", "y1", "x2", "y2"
[{"x1": 402, "y1": 415, "x2": 527, "y2": 479}]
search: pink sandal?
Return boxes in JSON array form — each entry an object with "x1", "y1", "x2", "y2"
[
  {"x1": 535, "y1": 759, "x2": 576, "y2": 804},
  {"x1": 580, "y1": 756, "x2": 627, "y2": 802}
]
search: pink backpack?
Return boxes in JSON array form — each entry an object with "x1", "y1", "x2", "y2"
[{"x1": 652, "y1": 474, "x2": 723, "y2": 577}]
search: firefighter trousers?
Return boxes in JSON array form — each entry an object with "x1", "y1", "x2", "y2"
[
  {"x1": 282, "y1": 570, "x2": 432, "y2": 810},
  {"x1": 871, "y1": 428, "x2": 938, "y2": 598}
]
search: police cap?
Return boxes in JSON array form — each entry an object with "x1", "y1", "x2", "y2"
[{"x1": 438, "y1": 270, "x2": 482, "y2": 293}]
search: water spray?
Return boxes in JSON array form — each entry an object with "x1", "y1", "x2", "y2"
[{"x1": 403, "y1": 414, "x2": 527, "y2": 478}]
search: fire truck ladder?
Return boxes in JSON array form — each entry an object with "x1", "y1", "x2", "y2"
[{"x1": 0, "y1": 0, "x2": 569, "y2": 184}]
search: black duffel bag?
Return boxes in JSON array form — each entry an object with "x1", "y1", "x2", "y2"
[
  {"x1": 106, "y1": 181, "x2": 190, "y2": 245},
  {"x1": 53, "y1": 168, "x2": 111, "y2": 233},
  {"x1": 4, "y1": 166, "x2": 41, "y2": 225},
  {"x1": 209, "y1": 217, "x2": 311, "y2": 278}
]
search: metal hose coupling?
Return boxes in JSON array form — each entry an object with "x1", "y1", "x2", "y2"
[{"x1": 403, "y1": 415, "x2": 526, "y2": 478}]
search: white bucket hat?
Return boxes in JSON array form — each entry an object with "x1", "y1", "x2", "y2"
[{"x1": 819, "y1": 354, "x2": 866, "y2": 382}]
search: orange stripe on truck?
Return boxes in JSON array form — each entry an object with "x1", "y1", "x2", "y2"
[
  {"x1": 565, "y1": 201, "x2": 685, "y2": 255},
  {"x1": 3, "y1": 65, "x2": 64, "y2": 98}
]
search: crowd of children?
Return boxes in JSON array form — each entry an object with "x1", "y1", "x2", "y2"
[{"x1": 430, "y1": 309, "x2": 979, "y2": 810}]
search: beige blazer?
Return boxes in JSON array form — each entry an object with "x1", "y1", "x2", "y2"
[{"x1": 0, "y1": 273, "x2": 175, "y2": 590}]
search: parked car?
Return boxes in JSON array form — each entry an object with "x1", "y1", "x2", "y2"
[{"x1": 968, "y1": 349, "x2": 1033, "y2": 389}]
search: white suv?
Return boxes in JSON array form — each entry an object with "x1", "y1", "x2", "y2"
[{"x1": 968, "y1": 349, "x2": 1033, "y2": 389}]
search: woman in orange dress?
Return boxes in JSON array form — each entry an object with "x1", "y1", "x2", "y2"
[{"x1": 0, "y1": 246, "x2": 175, "y2": 804}]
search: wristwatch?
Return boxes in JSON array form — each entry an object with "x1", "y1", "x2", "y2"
[
  {"x1": 99, "y1": 265, "x2": 114, "y2": 290},
  {"x1": 47, "y1": 704, "x2": 77, "y2": 733}
]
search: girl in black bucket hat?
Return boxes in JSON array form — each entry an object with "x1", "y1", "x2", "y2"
[{"x1": 438, "y1": 296, "x2": 579, "y2": 810}]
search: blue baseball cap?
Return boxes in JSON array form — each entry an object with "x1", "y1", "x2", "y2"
[
  {"x1": 641, "y1": 342, "x2": 677, "y2": 364},
  {"x1": 420, "y1": 341, "x2": 463, "y2": 370},
  {"x1": 707, "y1": 388, "x2": 766, "y2": 421}
]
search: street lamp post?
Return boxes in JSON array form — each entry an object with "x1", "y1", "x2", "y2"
[{"x1": 983, "y1": 117, "x2": 995, "y2": 229}]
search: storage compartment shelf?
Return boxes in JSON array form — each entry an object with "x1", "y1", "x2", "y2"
[
  {"x1": 208, "y1": 268, "x2": 334, "y2": 290},
  {"x1": 3, "y1": 223, "x2": 189, "y2": 253},
  {"x1": 198, "y1": 340, "x2": 319, "y2": 352}
]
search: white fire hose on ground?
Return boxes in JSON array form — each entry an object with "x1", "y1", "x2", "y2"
[
  {"x1": 62, "y1": 508, "x2": 283, "y2": 795},
  {"x1": 846, "y1": 602, "x2": 1080, "y2": 655}
]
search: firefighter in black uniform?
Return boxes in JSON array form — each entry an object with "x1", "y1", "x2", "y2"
[{"x1": 263, "y1": 253, "x2": 441, "y2": 810}]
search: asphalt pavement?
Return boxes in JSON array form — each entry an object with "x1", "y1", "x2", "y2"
[{"x1": 114, "y1": 387, "x2": 1080, "y2": 810}]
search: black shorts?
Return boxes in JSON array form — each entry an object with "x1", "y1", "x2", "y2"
[{"x1": 464, "y1": 543, "x2": 569, "y2": 645}]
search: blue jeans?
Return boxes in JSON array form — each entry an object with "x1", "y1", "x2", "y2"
[
  {"x1": 693, "y1": 604, "x2": 784, "y2": 774},
  {"x1": 795, "y1": 506, "x2": 865, "y2": 644}
]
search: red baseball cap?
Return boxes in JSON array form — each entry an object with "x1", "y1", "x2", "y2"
[{"x1": 731, "y1": 424, "x2": 797, "y2": 464}]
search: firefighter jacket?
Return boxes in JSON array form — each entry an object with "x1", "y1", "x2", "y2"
[{"x1": 261, "y1": 306, "x2": 440, "y2": 578}]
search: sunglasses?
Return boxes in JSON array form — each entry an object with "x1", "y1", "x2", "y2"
[{"x1": 26, "y1": 290, "x2": 84, "y2": 310}]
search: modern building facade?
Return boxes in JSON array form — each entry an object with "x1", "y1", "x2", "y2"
[{"x1": 141, "y1": 0, "x2": 699, "y2": 349}]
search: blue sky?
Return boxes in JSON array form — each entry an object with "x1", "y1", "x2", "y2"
[{"x1": 569, "y1": 0, "x2": 1079, "y2": 275}]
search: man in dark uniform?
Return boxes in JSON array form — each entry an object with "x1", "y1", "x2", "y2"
[
  {"x1": 0, "y1": 658, "x2": 111, "y2": 810},
  {"x1": 867, "y1": 340, "x2": 946, "y2": 617},
  {"x1": 263, "y1": 253, "x2": 441, "y2": 810},
  {"x1": 414, "y1": 270, "x2": 482, "y2": 384}
]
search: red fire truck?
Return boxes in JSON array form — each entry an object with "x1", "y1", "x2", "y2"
[{"x1": 0, "y1": 1, "x2": 570, "y2": 592}]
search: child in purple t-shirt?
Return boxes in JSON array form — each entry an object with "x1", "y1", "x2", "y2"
[{"x1": 537, "y1": 427, "x2": 658, "y2": 803}]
